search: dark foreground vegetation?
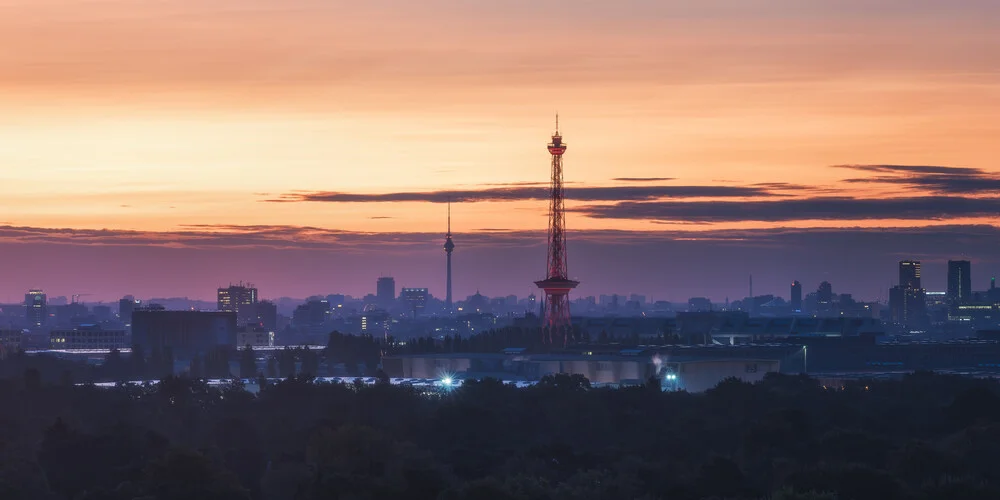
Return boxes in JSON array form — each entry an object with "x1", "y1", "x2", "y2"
[{"x1": 2, "y1": 371, "x2": 1000, "y2": 499}]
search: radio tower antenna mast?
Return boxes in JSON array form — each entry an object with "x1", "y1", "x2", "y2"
[{"x1": 535, "y1": 115, "x2": 579, "y2": 346}]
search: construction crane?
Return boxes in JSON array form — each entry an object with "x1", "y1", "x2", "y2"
[{"x1": 71, "y1": 293, "x2": 93, "y2": 304}]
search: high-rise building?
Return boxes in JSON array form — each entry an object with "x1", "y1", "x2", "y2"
[
  {"x1": 816, "y1": 281, "x2": 833, "y2": 303},
  {"x1": 292, "y1": 299, "x2": 330, "y2": 337},
  {"x1": 444, "y1": 201, "x2": 455, "y2": 312},
  {"x1": 790, "y1": 281, "x2": 802, "y2": 312},
  {"x1": 376, "y1": 277, "x2": 395, "y2": 307},
  {"x1": 401, "y1": 288, "x2": 429, "y2": 318},
  {"x1": 947, "y1": 260, "x2": 972, "y2": 304},
  {"x1": 119, "y1": 296, "x2": 141, "y2": 325},
  {"x1": 890, "y1": 259, "x2": 928, "y2": 329},
  {"x1": 889, "y1": 285, "x2": 928, "y2": 329},
  {"x1": 217, "y1": 282, "x2": 259, "y2": 327},
  {"x1": 899, "y1": 260, "x2": 921, "y2": 289},
  {"x1": 25, "y1": 289, "x2": 46, "y2": 329},
  {"x1": 252, "y1": 300, "x2": 278, "y2": 331}
]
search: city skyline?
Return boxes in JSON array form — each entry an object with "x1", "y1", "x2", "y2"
[
  {"x1": 3, "y1": 250, "x2": 999, "y2": 306},
  {"x1": 1, "y1": 1, "x2": 999, "y2": 301}
]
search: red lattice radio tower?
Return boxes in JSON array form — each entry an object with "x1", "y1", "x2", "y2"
[{"x1": 535, "y1": 115, "x2": 579, "y2": 345}]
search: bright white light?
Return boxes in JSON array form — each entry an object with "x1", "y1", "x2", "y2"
[{"x1": 442, "y1": 377, "x2": 453, "y2": 386}]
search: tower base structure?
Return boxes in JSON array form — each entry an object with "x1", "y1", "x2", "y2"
[{"x1": 535, "y1": 277, "x2": 579, "y2": 345}]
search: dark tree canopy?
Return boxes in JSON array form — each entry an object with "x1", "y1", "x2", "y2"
[{"x1": 0, "y1": 369, "x2": 995, "y2": 499}]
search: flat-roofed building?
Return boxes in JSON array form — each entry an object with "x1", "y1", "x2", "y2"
[
  {"x1": 50, "y1": 325, "x2": 127, "y2": 350},
  {"x1": 132, "y1": 309, "x2": 237, "y2": 354},
  {"x1": 238, "y1": 328, "x2": 274, "y2": 347}
]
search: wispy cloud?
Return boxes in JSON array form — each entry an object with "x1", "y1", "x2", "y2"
[
  {"x1": 612, "y1": 177, "x2": 675, "y2": 182},
  {"x1": 836, "y1": 164, "x2": 1000, "y2": 194},
  {"x1": 268, "y1": 185, "x2": 774, "y2": 204},
  {"x1": 579, "y1": 196, "x2": 1000, "y2": 223},
  {"x1": 4, "y1": 223, "x2": 1000, "y2": 252}
]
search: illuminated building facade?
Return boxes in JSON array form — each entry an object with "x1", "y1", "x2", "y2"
[
  {"x1": 401, "y1": 287, "x2": 429, "y2": 318},
  {"x1": 217, "y1": 282, "x2": 259, "y2": 327},
  {"x1": 25, "y1": 289, "x2": 46, "y2": 329}
]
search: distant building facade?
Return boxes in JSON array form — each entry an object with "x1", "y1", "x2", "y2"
[
  {"x1": 899, "y1": 260, "x2": 921, "y2": 289},
  {"x1": 376, "y1": 277, "x2": 396, "y2": 307},
  {"x1": 25, "y1": 289, "x2": 46, "y2": 328},
  {"x1": 217, "y1": 283, "x2": 259, "y2": 327},
  {"x1": 252, "y1": 301, "x2": 278, "y2": 331},
  {"x1": 401, "y1": 288, "x2": 429, "y2": 318},
  {"x1": 0, "y1": 330, "x2": 21, "y2": 355},
  {"x1": 687, "y1": 297, "x2": 712, "y2": 312},
  {"x1": 890, "y1": 260, "x2": 928, "y2": 330},
  {"x1": 237, "y1": 329, "x2": 274, "y2": 347},
  {"x1": 50, "y1": 325, "x2": 128, "y2": 350},
  {"x1": 119, "y1": 296, "x2": 141, "y2": 325},
  {"x1": 790, "y1": 281, "x2": 803, "y2": 312},
  {"x1": 132, "y1": 309, "x2": 237, "y2": 354},
  {"x1": 361, "y1": 311, "x2": 390, "y2": 334},
  {"x1": 947, "y1": 260, "x2": 972, "y2": 304},
  {"x1": 293, "y1": 299, "x2": 331, "y2": 337}
]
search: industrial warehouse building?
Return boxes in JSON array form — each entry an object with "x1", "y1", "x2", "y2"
[{"x1": 382, "y1": 350, "x2": 781, "y2": 392}]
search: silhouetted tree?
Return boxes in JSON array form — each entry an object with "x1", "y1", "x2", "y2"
[
  {"x1": 300, "y1": 347, "x2": 319, "y2": 377},
  {"x1": 278, "y1": 348, "x2": 295, "y2": 378},
  {"x1": 239, "y1": 345, "x2": 257, "y2": 379},
  {"x1": 131, "y1": 342, "x2": 147, "y2": 379},
  {"x1": 23, "y1": 368, "x2": 40, "y2": 391},
  {"x1": 141, "y1": 448, "x2": 250, "y2": 500}
]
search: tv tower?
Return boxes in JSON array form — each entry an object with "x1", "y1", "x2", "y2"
[
  {"x1": 535, "y1": 115, "x2": 579, "y2": 345},
  {"x1": 444, "y1": 199, "x2": 455, "y2": 312}
]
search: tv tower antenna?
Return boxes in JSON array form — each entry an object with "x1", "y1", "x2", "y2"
[{"x1": 535, "y1": 115, "x2": 579, "y2": 346}]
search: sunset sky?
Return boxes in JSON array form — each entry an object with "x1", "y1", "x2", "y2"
[{"x1": 1, "y1": 0, "x2": 999, "y2": 303}]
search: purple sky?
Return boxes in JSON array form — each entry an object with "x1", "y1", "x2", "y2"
[{"x1": 1, "y1": 224, "x2": 998, "y2": 304}]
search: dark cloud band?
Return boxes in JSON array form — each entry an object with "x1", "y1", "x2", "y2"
[
  {"x1": 269, "y1": 185, "x2": 770, "y2": 204},
  {"x1": 836, "y1": 164, "x2": 1000, "y2": 194},
  {"x1": 579, "y1": 196, "x2": 1000, "y2": 222}
]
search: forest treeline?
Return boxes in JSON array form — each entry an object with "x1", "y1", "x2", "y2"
[{"x1": 1, "y1": 370, "x2": 1000, "y2": 499}]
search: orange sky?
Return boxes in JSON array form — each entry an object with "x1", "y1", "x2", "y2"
[{"x1": 1, "y1": 0, "x2": 999, "y2": 236}]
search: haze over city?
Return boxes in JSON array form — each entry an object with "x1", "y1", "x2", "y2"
[{"x1": 2, "y1": 0, "x2": 999, "y2": 301}]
